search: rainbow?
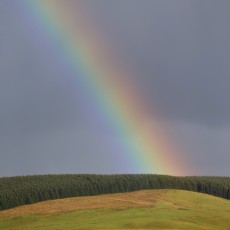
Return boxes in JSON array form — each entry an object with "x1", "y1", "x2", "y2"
[{"x1": 19, "y1": 0, "x2": 188, "y2": 175}]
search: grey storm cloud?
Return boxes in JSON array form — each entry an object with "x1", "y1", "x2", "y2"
[
  {"x1": 86, "y1": 0, "x2": 230, "y2": 126},
  {"x1": 0, "y1": 0, "x2": 230, "y2": 176}
]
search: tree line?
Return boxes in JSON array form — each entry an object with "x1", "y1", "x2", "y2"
[{"x1": 0, "y1": 174, "x2": 230, "y2": 211}]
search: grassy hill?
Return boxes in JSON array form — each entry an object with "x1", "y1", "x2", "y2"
[
  {"x1": 0, "y1": 189, "x2": 230, "y2": 230},
  {"x1": 1, "y1": 174, "x2": 230, "y2": 211}
]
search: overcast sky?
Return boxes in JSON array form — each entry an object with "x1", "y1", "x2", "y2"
[{"x1": 0, "y1": 0, "x2": 230, "y2": 176}]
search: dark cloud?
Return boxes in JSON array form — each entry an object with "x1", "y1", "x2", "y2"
[
  {"x1": 86, "y1": 0, "x2": 230, "y2": 126},
  {"x1": 0, "y1": 0, "x2": 230, "y2": 176}
]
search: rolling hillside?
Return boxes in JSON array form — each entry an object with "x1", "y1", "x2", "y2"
[
  {"x1": 0, "y1": 189, "x2": 230, "y2": 230},
  {"x1": 1, "y1": 174, "x2": 230, "y2": 211}
]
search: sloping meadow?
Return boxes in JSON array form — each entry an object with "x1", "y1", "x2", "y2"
[{"x1": 0, "y1": 174, "x2": 230, "y2": 210}]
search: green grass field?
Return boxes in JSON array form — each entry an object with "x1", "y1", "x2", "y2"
[{"x1": 0, "y1": 189, "x2": 229, "y2": 230}]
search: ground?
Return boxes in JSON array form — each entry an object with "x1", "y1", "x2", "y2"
[{"x1": 0, "y1": 189, "x2": 230, "y2": 229}]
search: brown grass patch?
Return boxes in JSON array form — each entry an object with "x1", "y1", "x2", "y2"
[{"x1": 0, "y1": 190, "x2": 167, "y2": 216}]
